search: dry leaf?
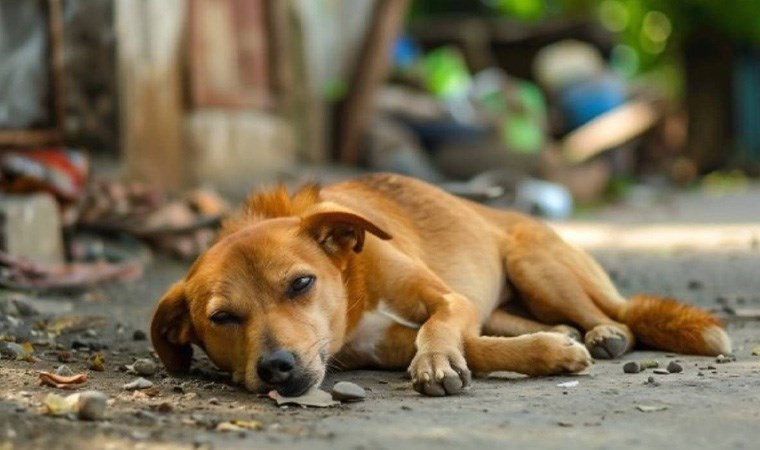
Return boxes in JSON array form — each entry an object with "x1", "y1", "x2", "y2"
[
  {"x1": 39, "y1": 371, "x2": 88, "y2": 389},
  {"x1": 43, "y1": 393, "x2": 78, "y2": 416},
  {"x1": 268, "y1": 387, "x2": 338, "y2": 408},
  {"x1": 89, "y1": 353, "x2": 106, "y2": 372},
  {"x1": 216, "y1": 420, "x2": 263, "y2": 432}
]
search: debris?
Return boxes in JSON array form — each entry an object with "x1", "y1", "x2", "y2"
[
  {"x1": 653, "y1": 369, "x2": 669, "y2": 375},
  {"x1": 134, "y1": 410, "x2": 159, "y2": 424},
  {"x1": 716, "y1": 354, "x2": 735, "y2": 364},
  {"x1": 636, "y1": 405, "x2": 668, "y2": 412},
  {"x1": 123, "y1": 378, "x2": 154, "y2": 391},
  {"x1": 89, "y1": 353, "x2": 106, "y2": 372},
  {"x1": 640, "y1": 360, "x2": 659, "y2": 369},
  {"x1": 268, "y1": 387, "x2": 339, "y2": 408},
  {"x1": 39, "y1": 371, "x2": 88, "y2": 389},
  {"x1": 43, "y1": 393, "x2": 77, "y2": 416},
  {"x1": 0, "y1": 342, "x2": 34, "y2": 361},
  {"x1": 216, "y1": 420, "x2": 263, "y2": 432},
  {"x1": 127, "y1": 358, "x2": 157, "y2": 377},
  {"x1": 558, "y1": 421, "x2": 574, "y2": 427},
  {"x1": 55, "y1": 364, "x2": 74, "y2": 377},
  {"x1": 555, "y1": 380, "x2": 579, "y2": 388},
  {"x1": 331, "y1": 381, "x2": 367, "y2": 402},
  {"x1": 752, "y1": 346, "x2": 760, "y2": 356},
  {"x1": 76, "y1": 391, "x2": 108, "y2": 420},
  {"x1": 623, "y1": 361, "x2": 642, "y2": 374},
  {"x1": 666, "y1": 361, "x2": 683, "y2": 373}
]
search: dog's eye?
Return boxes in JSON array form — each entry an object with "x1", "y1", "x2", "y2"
[
  {"x1": 287, "y1": 275, "x2": 315, "y2": 298},
  {"x1": 209, "y1": 311, "x2": 241, "y2": 326}
]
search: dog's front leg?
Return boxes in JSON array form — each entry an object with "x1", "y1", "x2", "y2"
[{"x1": 381, "y1": 268, "x2": 480, "y2": 396}]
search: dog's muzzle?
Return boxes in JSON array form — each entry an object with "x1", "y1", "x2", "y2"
[{"x1": 256, "y1": 349, "x2": 313, "y2": 396}]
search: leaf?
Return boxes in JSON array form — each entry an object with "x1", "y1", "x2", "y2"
[
  {"x1": 215, "y1": 420, "x2": 263, "y2": 432},
  {"x1": 39, "y1": 371, "x2": 88, "y2": 389},
  {"x1": 268, "y1": 387, "x2": 339, "y2": 408},
  {"x1": 89, "y1": 353, "x2": 106, "y2": 372}
]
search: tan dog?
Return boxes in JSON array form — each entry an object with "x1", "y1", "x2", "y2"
[{"x1": 151, "y1": 173, "x2": 731, "y2": 397}]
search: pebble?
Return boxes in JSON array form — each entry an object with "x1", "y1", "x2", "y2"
[
  {"x1": 133, "y1": 330, "x2": 147, "y2": 341},
  {"x1": 77, "y1": 390, "x2": 108, "y2": 421},
  {"x1": 134, "y1": 410, "x2": 159, "y2": 424},
  {"x1": 55, "y1": 364, "x2": 74, "y2": 377},
  {"x1": 653, "y1": 369, "x2": 669, "y2": 375},
  {"x1": 132, "y1": 358, "x2": 157, "y2": 376},
  {"x1": 667, "y1": 361, "x2": 683, "y2": 373},
  {"x1": 330, "y1": 381, "x2": 366, "y2": 402},
  {"x1": 11, "y1": 299, "x2": 39, "y2": 317},
  {"x1": 715, "y1": 354, "x2": 734, "y2": 364},
  {"x1": 623, "y1": 361, "x2": 642, "y2": 374},
  {"x1": 123, "y1": 378, "x2": 154, "y2": 390},
  {"x1": 687, "y1": 280, "x2": 703, "y2": 290}
]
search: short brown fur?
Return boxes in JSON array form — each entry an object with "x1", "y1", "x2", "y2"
[{"x1": 151, "y1": 173, "x2": 731, "y2": 397}]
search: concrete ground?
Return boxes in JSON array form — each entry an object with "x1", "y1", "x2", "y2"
[{"x1": 2, "y1": 183, "x2": 760, "y2": 450}]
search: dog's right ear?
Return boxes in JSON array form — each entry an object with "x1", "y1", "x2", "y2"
[{"x1": 150, "y1": 281, "x2": 195, "y2": 374}]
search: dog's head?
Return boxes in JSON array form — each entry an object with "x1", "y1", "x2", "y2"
[{"x1": 150, "y1": 206, "x2": 390, "y2": 396}]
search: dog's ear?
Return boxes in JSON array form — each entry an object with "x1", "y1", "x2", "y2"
[
  {"x1": 302, "y1": 209, "x2": 391, "y2": 255},
  {"x1": 150, "y1": 281, "x2": 195, "y2": 374}
]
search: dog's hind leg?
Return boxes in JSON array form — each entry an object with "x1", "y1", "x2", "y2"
[
  {"x1": 463, "y1": 333, "x2": 592, "y2": 376},
  {"x1": 483, "y1": 309, "x2": 581, "y2": 341},
  {"x1": 501, "y1": 223, "x2": 635, "y2": 359}
]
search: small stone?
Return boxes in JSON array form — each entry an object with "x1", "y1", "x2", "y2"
[
  {"x1": 715, "y1": 355, "x2": 730, "y2": 364},
  {"x1": 653, "y1": 369, "x2": 669, "y2": 375},
  {"x1": 132, "y1": 358, "x2": 157, "y2": 377},
  {"x1": 77, "y1": 390, "x2": 108, "y2": 421},
  {"x1": 155, "y1": 402, "x2": 173, "y2": 413},
  {"x1": 687, "y1": 280, "x2": 703, "y2": 290},
  {"x1": 84, "y1": 329, "x2": 98, "y2": 338},
  {"x1": 134, "y1": 410, "x2": 159, "y2": 424},
  {"x1": 666, "y1": 361, "x2": 683, "y2": 373},
  {"x1": 11, "y1": 299, "x2": 39, "y2": 317},
  {"x1": 123, "y1": 378, "x2": 154, "y2": 390},
  {"x1": 209, "y1": 397, "x2": 220, "y2": 405},
  {"x1": 55, "y1": 364, "x2": 74, "y2": 377},
  {"x1": 330, "y1": 381, "x2": 366, "y2": 402},
  {"x1": 707, "y1": 365, "x2": 717, "y2": 370},
  {"x1": 132, "y1": 330, "x2": 147, "y2": 341},
  {"x1": 647, "y1": 376, "x2": 655, "y2": 384},
  {"x1": 623, "y1": 361, "x2": 642, "y2": 374}
]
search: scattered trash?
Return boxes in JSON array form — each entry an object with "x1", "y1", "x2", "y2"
[
  {"x1": 38, "y1": 371, "x2": 88, "y2": 389},
  {"x1": 331, "y1": 381, "x2": 367, "y2": 402},
  {"x1": 636, "y1": 405, "x2": 668, "y2": 412},
  {"x1": 89, "y1": 353, "x2": 106, "y2": 372},
  {"x1": 640, "y1": 360, "x2": 659, "y2": 369},
  {"x1": 623, "y1": 361, "x2": 642, "y2": 374},
  {"x1": 215, "y1": 420, "x2": 263, "y2": 432},
  {"x1": 556, "y1": 380, "x2": 579, "y2": 388},
  {"x1": 268, "y1": 387, "x2": 339, "y2": 408},
  {"x1": 123, "y1": 377, "x2": 154, "y2": 391},
  {"x1": 43, "y1": 390, "x2": 108, "y2": 420}
]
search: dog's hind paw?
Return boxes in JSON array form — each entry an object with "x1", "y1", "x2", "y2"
[
  {"x1": 409, "y1": 349, "x2": 472, "y2": 397},
  {"x1": 585, "y1": 324, "x2": 632, "y2": 359}
]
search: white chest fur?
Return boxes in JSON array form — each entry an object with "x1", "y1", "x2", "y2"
[{"x1": 347, "y1": 301, "x2": 420, "y2": 362}]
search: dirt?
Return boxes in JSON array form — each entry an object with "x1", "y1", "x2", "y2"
[{"x1": 3, "y1": 189, "x2": 760, "y2": 450}]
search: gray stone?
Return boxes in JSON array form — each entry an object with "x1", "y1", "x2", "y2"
[
  {"x1": 623, "y1": 361, "x2": 642, "y2": 374},
  {"x1": 666, "y1": 361, "x2": 683, "y2": 373},
  {"x1": 331, "y1": 381, "x2": 366, "y2": 402},
  {"x1": 132, "y1": 330, "x2": 147, "y2": 341},
  {"x1": 55, "y1": 364, "x2": 74, "y2": 377},
  {"x1": 0, "y1": 342, "x2": 30, "y2": 360},
  {"x1": 132, "y1": 358, "x2": 157, "y2": 377},
  {"x1": 77, "y1": 391, "x2": 108, "y2": 421}
]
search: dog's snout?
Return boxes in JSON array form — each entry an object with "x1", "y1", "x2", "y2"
[{"x1": 257, "y1": 350, "x2": 296, "y2": 384}]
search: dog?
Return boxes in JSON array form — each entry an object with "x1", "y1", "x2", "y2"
[{"x1": 151, "y1": 173, "x2": 731, "y2": 397}]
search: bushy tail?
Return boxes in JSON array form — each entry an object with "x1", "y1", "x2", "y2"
[{"x1": 619, "y1": 295, "x2": 731, "y2": 356}]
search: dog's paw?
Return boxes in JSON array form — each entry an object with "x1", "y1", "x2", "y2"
[
  {"x1": 524, "y1": 332, "x2": 593, "y2": 376},
  {"x1": 408, "y1": 349, "x2": 471, "y2": 397},
  {"x1": 584, "y1": 324, "x2": 631, "y2": 359}
]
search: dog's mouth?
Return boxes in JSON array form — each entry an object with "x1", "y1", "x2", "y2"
[{"x1": 256, "y1": 372, "x2": 317, "y2": 397}]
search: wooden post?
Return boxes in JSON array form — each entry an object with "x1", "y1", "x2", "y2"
[
  {"x1": 337, "y1": 0, "x2": 410, "y2": 165},
  {"x1": 116, "y1": 0, "x2": 186, "y2": 190}
]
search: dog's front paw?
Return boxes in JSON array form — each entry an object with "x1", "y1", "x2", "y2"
[
  {"x1": 409, "y1": 349, "x2": 471, "y2": 397},
  {"x1": 525, "y1": 332, "x2": 593, "y2": 376}
]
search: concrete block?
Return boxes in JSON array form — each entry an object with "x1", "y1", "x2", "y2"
[
  {"x1": 184, "y1": 109, "x2": 296, "y2": 193},
  {"x1": 0, "y1": 193, "x2": 65, "y2": 265}
]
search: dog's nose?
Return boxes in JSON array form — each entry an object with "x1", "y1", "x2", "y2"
[{"x1": 257, "y1": 350, "x2": 296, "y2": 385}]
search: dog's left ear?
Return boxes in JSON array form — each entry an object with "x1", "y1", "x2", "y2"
[
  {"x1": 150, "y1": 281, "x2": 196, "y2": 374},
  {"x1": 302, "y1": 209, "x2": 391, "y2": 255}
]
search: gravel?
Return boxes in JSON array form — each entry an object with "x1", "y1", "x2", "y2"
[
  {"x1": 76, "y1": 391, "x2": 108, "y2": 421},
  {"x1": 331, "y1": 381, "x2": 367, "y2": 402},
  {"x1": 623, "y1": 361, "x2": 642, "y2": 374}
]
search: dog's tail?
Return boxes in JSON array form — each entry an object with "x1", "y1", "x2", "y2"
[{"x1": 616, "y1": 295, "x2": 731, "y2": 356}]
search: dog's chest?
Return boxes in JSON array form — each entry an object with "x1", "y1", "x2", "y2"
[{"x1": 346, "y1": 301, "x2": 419, "y2": 362}]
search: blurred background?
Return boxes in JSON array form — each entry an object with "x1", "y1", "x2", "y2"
[{"x1": 1, "y1": 0, "x2": 760, "y2": 272}]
